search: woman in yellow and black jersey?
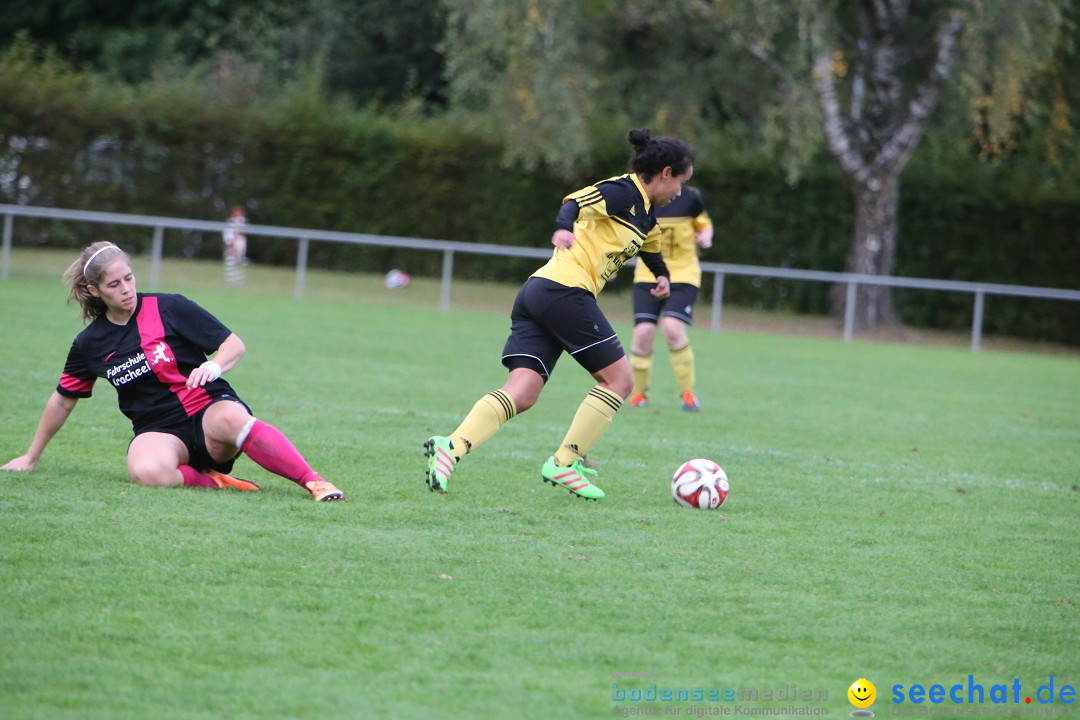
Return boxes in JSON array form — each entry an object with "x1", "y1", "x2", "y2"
[
  {"x1": 424, "y1": 128, "x2": 696, "y2": 501},
  {"x1": 629, "y1": 186, "x2": 714, "y2": 412}
]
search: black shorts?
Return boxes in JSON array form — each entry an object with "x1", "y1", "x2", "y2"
[
  {"x1": 633, "y1": 282, "x2": 699, "y2": 326},
  {"x1": 133, "y1": 394, "x2": 252, "y2": 473},
  {"x1": 502, "y1": 277, "x2": 625, "y2": 379}
]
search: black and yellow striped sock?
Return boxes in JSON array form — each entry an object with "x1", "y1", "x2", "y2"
[
  {"x1": 450, "y1": 389, "x2": 516, "y2": 456},
  {"x1": 554, "y1": 386, "x2": 623, "y2": 466},
  {"x1": 669, "y1": 343, "x2": 695, "y2": 394}
]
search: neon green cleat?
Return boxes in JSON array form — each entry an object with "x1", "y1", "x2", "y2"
[
  {"x1": 540, "y1": 456, "x2": 605, "y2": 500},
  {"x1": 424, "y1": 436, "x2": 458, "y2": 493}
]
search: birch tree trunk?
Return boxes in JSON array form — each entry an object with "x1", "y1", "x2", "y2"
[
  {"x1": 842, "y1": 172, "x2": 900, "y2": 327},
  {"x1": 813, "y1": 6, "x2": 965, "y2": 330}
]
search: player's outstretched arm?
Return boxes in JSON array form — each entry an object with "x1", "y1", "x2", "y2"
[{"x1": 1, "y1": 392, "x2": 78, "y2": 472}]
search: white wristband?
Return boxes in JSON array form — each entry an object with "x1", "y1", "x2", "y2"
[{"x1": 199, "y1": 361, "x2": 222, "y2": 381}]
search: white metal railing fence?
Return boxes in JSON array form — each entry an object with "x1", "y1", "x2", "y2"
[{"x1": 3, "y1": 203, "x2": 1078, "y2": 352}]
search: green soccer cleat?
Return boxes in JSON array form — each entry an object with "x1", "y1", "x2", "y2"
[
  {"x1": 424, "y1": 436, "x2": 458, "y2": 493},
  {"x1": 540, "y1": 456, "x2": 605, "y2": 500}
]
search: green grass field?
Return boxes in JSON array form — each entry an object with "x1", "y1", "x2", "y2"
[{"x1": 1, "y1": 249, "x2": 1078, "y2": 720}]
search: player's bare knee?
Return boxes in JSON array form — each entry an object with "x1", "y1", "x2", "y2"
[
  {"x1": 204, "y1": 401, "x2": 251, "y2": 444},
  {"x1": 600, "y1": 374, "x2": 634, "y2": 400},
  {"x1": 127, "y1": 461, "x2": 173, "y2": 487},
  {"x1": 502, "y1": 368, "x2": 544, "y2": 413},
  {"x1": 612, "y1": 378, "x2": 634, "y2": 399},
  {"x1": 508, "y1": 385, "x2": 540, "y2": 412},
  {"x1": 632, "y1": 324, "x2": 657, "y2": 355},
  {"x1": 660, "y1": 318, "x2": 687, "y2": 346}
]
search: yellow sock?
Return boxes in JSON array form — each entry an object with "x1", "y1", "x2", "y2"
[
  {"x1": 450, "y1": 390, "x2": 516, "y2": 456},
  {"x1": 669, "y1": 343, "x2": 695, "y2": 394},
  {"x1": 630, "y1": 351, "x2": 653, "y2": 397},
  {"x1": 554, "y1": 386, "x2": 622, "y2": 466}
]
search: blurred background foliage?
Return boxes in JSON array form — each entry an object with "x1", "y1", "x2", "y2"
[{"x1": 0, "y1": 0, "x2": 1077, "y2": 343}]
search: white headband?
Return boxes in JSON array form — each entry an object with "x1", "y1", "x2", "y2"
[{"x1": 83, "y1": 245, "x2": 118, "y2": 277}]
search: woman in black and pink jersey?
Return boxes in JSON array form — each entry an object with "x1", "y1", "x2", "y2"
[{"x1": 1, "y1": 241, "x2": 345, "y2": 502}]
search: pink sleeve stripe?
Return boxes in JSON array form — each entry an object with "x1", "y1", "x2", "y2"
[{"x1": 58, "y1": 372, "x2": 94, "y2": 394}]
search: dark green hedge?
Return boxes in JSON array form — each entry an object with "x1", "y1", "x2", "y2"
[{"x1": 1, "y1": 47, "x2": 1076, "y2": 344}]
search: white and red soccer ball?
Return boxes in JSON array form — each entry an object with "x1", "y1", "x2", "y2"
[
  {"x1": 384, "y1": 268, "x2": 411, "y2": 289},
  {"x1": 671, "y1": 458, "x2": 729, "y2": 509}
]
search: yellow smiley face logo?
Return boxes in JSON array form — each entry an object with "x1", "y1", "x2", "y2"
[{"x1": 848, "y1": 678, "x2": 877, "y2": 708}]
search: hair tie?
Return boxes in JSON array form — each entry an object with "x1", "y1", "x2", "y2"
[{"x1": 82, "y1": 245, "x2": 117, "y2": 277}]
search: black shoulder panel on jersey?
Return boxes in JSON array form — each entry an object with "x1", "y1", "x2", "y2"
[{"x1": 554, "y1": 200, "x2": 579, "y2": 231}]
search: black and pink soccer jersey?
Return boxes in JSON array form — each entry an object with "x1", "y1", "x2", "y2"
[{"x1": 57, "y1": 293, "x2": 238, "y2": 434}]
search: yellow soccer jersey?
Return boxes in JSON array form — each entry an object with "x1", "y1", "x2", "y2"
[
  {"x1": 532, "y1": 173, "x2": 662, "y2": 297},
  {"x1": 633, "y1": 186, "x2": 713, "y2": 287}
]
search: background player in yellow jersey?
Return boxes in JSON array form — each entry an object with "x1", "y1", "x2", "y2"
[
  {"x1": 424, "y1": 128, "x2": 696, "y2": 500},
  {"x1": 628, "y1": 186, "x2": 714, "y2": 411}
]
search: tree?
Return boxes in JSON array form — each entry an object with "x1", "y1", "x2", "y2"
[
  {"x1": 803, "y1": 1, "x2": 1070, "y2": 328},
  {"x1": 441, "y1": 0, "x2": 597, "y2": 177},
  {"x1": 809, "y1": 3, "x2": 965, "y2": 327},
  {"x1": 0, "y1": 0, "x2": 448, "y2": 106},
  {"x1": 440, "y1": 0, "x2": 1074, "y2": 328}
]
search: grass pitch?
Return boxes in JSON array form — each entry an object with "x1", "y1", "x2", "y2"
[{"x1": 1, "y1": 250, "x2": 1078, "y2": 719}]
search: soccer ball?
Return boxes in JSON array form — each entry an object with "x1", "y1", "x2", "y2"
[
  {"x1": 671, "y1": 458, "x2": 729, "y2": 509},
  {"x1": 384, "y1": 268, "x2": 411, "y2": 289}
]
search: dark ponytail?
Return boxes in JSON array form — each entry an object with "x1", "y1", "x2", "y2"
[{"x1": 627, "y1": 128, "x2": 696, "y2": 182}]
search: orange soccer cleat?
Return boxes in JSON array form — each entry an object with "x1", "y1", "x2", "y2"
[
  {"x1": 204, "y1": 469, "x2": 262, "y2": 492},
  {"x1": 680, "y1": 392, "x2": 700, "y2": 412},
  {"x1": 305, "y1": 478, "x2": 346, "y2": 502}
]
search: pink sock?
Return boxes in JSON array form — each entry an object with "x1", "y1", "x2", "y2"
[
  {"x1": 180, "y1": 465, "x2": 219, "y2": 488},
  {"x1": 240, "y1": 420, "x2": 319, "y2": 488}
]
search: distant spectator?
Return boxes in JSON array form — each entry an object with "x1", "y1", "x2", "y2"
[{"x1": 223, "y1": 206, "x2": 247, "y2": 284}]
